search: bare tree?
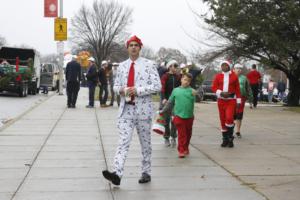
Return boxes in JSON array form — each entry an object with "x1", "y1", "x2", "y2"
[
  {"x1": 0, "y1": 35, "x2": 7, "y2": 47},
  {"x1": 70, "y1": 0, "x2": 133, "y2": 66},
  {"x1": 140, "y1": 46, "x2": 156, "y2": 60},
  {"x1": 41, "y1": 54, "x2": 59, "y2": 66},
  {"x1": 156, "y1": 47, "x2": 187, "y2": 64}
]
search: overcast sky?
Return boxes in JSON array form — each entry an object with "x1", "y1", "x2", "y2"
[{"x1": 0, "y1": 0, "x2": 208, "y2": 56}]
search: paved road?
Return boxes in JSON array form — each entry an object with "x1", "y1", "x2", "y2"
[
  {"x1": 0, "y1": 91, "x2": 54, "y2": 128},
  {"x1": 0, "y1": 88, "x2": 299, "y2": 200}
]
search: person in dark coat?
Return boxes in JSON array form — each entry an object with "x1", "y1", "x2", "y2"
[
  {"x1": 277, "y1": 81, "x2": 286, "y2": 101},
  {"x1": 98, "y1": 60, "x2": 109, "y2": 107},
  {"x1": 86, "y1": 57, "x2": 98, "y2": 108},
  {"x1": 157, "y1": 61, "x2": 168, "y2": 109},
  {"x1": 181, "y1": 62, "x2": 202, "y2": 89},
  {"x1": 65, "y1": 56, "x2": 81, "y2": 108},
  {"x1": 160, "y1": 59, "x2": 181, "y2": 147}
]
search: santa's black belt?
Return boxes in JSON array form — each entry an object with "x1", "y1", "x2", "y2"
[
  {"x1": 228, "y1": 93, "x2": 235, "y2": 98},
  {"x1": 125, "y1": 101, "x2": 135, "y2": 105},
  {"x1": 222, "y1": 93, "x2": 235, "y2": 98}
]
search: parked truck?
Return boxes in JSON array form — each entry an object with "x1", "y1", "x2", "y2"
[{"x1": 0, "y1": 47, "x2": 41, "y2": 97}]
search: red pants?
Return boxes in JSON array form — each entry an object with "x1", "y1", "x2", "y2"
[
  {"x1": 173, "y1": 116, "x2": 194, "y2": 154},
  {"x1": 217, "y1": 99, "x2": 236, "y2": 132}
]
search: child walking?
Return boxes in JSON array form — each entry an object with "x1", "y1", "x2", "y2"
[{"x1": 160, "y1": 73, "x2": 196, "y2": 158}]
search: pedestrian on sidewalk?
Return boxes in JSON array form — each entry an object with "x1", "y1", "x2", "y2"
[
  {"x1": 157, "y1": 61, "x2": 168, "y2": 109},
  {"x1": 85, "y1": 57, "x2": 98, "y2": 108},
  {"x1": 102, "y1": 35, "x2": 161, "y2": 186},
  {"x1": 40, "y1": 65, "x2": 49, "y2": 94},
  {"x1": 112, "y1": 62, "x2": 120, "y2": 107},
  {"x1": 267, "y1": 79, "x2": 275, "y2": 103},
  {"x1": 107, "y1": 63, "x2": 115, "y2": 106},
  {"x1": 233, "y1": 63, "x2": 253, "y2": 138},
  {"x1": 98, "y1": 60, "x2": 109, "y2": 107},
  {"x1": 41, "y1": 85, "x2": 48, "y2": 94},
  {"x1": 212, "y1": 60, "x2": 241, "y2": 148},
  {"x1": 160, "y1": 73, "x2": 196, "y2": 158},
  {"x1": 247, "y1": 64, "x2": 261, "y2": 108},
  {"x1": 65, "y1": 55, "x2": 81, "y2": 108},
  {"x1": 160, "y1": 59, "x2": 181, "y2": 147},
  {"x1": 181, "y1": 62, "x2": 202, "y2": 89},
  {"x1": 277, "y1": 80, "x2": 286, "y2": 102}
]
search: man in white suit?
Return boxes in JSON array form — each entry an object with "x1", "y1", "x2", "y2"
[{"x1": 102, "y1": 35, "x2": 161, "y2": 186}]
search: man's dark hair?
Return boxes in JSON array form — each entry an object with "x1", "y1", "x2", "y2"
[
  {"x1": 183, "y1": 72, "x2": 193, "y2": 80},
  {"x1": 252, "y1": 64, "x2": 257, "y2": 69}
]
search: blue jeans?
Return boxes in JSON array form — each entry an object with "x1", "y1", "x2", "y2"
[
  {"x1": 88, "y1": 83, "x2": 96, "y2": 106},
  {"x1": 268, "y1": 91, "x2": 273, "y2": 103},
  {"x1": 99, "y1": 84, "x2": 108, "y2": 105}
]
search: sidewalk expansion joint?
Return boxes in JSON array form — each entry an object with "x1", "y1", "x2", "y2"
[
  {"x1": 190, "y1": 143, "x2": 270, "y2": 200},
  {"x1": 10, "y1": 106, "x2": 67, "y2": 200},
  {"x1": 94, "y1": 108, "x2": 115, "y2": 200}
]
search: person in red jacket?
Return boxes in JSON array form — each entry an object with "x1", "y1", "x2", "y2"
[
  {"x1": 160, "y1": 59, "x2": 181, "y2": 147},
  {"x1": 246, "y1": 64, "x2": 261, "y2": 108},
  {"x1": 212, "y1": 61, "x2": 241, "y2": 148}
]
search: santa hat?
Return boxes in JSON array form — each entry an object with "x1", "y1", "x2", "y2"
[
  {"x1": 126, "y1": 35, "x2": 143, "y2": 48},
  {"x1": 220, "y1": 60, "x2": 231, "y2": 68},
  {"x1": 152, "y1": 113, "x2": 166, "y2": 135},
  {"x1": 166, "y1": 60, "x2": 178, "y2": 69}
]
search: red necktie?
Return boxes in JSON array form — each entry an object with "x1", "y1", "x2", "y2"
[{"x1": 127, "y1": 62, "x2": 135, "y2": 101}]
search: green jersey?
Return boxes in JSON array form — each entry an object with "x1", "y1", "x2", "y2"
[
  {"x1": 238, "y1": 75, "x2": 253, "y2": 101},
  {"x1": 169, "y1": 86, "x2": 195, "y2": 119}
]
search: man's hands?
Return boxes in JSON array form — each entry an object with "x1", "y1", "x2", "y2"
[
  {"x1": 126, "y1": 87, "x2": 136, "y2": 96},
  {"x1": 120, "y1": 87, "x2": 136, "y2": 96}
]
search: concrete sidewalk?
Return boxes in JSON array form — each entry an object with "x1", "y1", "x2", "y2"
[{"x1": 0, "y1": 88, "x2": 298, "y2": 200}]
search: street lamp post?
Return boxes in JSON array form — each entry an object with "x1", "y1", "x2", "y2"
[{"x1": 58, "y1": 0, "x2": 64, "y2": 95}]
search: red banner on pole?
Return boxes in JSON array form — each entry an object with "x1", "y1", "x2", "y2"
[
  {"x1": 15, "y1": 57, "x2": 19, "y2": 72},
  {"x1": 44, "y1": 0, "x2": 58, "y2": 17}
]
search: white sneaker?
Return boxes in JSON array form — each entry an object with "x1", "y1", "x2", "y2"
[
  {"x1": 164, "y1": 139, "x2": 170, "y2": 147},
  {"x1": 170, "y1": 138, "x2": 176, "y2": 148}
]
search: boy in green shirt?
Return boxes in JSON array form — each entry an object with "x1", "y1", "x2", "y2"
[
  {"x1": 161, "y1": 73, "x2": 196, "y2": 158},
  {"x1": 233, "y1": 64, "x2": 253, "y2": 138}
]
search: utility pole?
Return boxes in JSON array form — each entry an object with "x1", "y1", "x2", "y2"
[{"x1": 58, "y1": 0, "x2": 64, "y2": 95}]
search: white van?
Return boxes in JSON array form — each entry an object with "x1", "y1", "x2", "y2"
[{"x1": 40, "y1": 63, "x2": 59, "y2": 91}]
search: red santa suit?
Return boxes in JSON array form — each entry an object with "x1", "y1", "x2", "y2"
[{"x1": 212, "y1": 70, "x2": 241, "y2": 133}]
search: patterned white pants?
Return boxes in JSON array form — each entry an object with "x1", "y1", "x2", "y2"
[{"x1": 113, "y1": 106, "x2": 152, "y2": 177}]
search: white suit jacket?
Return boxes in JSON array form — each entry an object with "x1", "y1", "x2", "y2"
[{"x1": 113, "y1": 57, "x2": 161, "y2": 120}]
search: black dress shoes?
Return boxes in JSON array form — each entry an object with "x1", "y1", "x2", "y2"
[
  {"x1": 102, "y1": 170, "x2": 121, "y2": 186},
  {"x1": 138, "y1": 173, "x2": 151, "y2": 184}
]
